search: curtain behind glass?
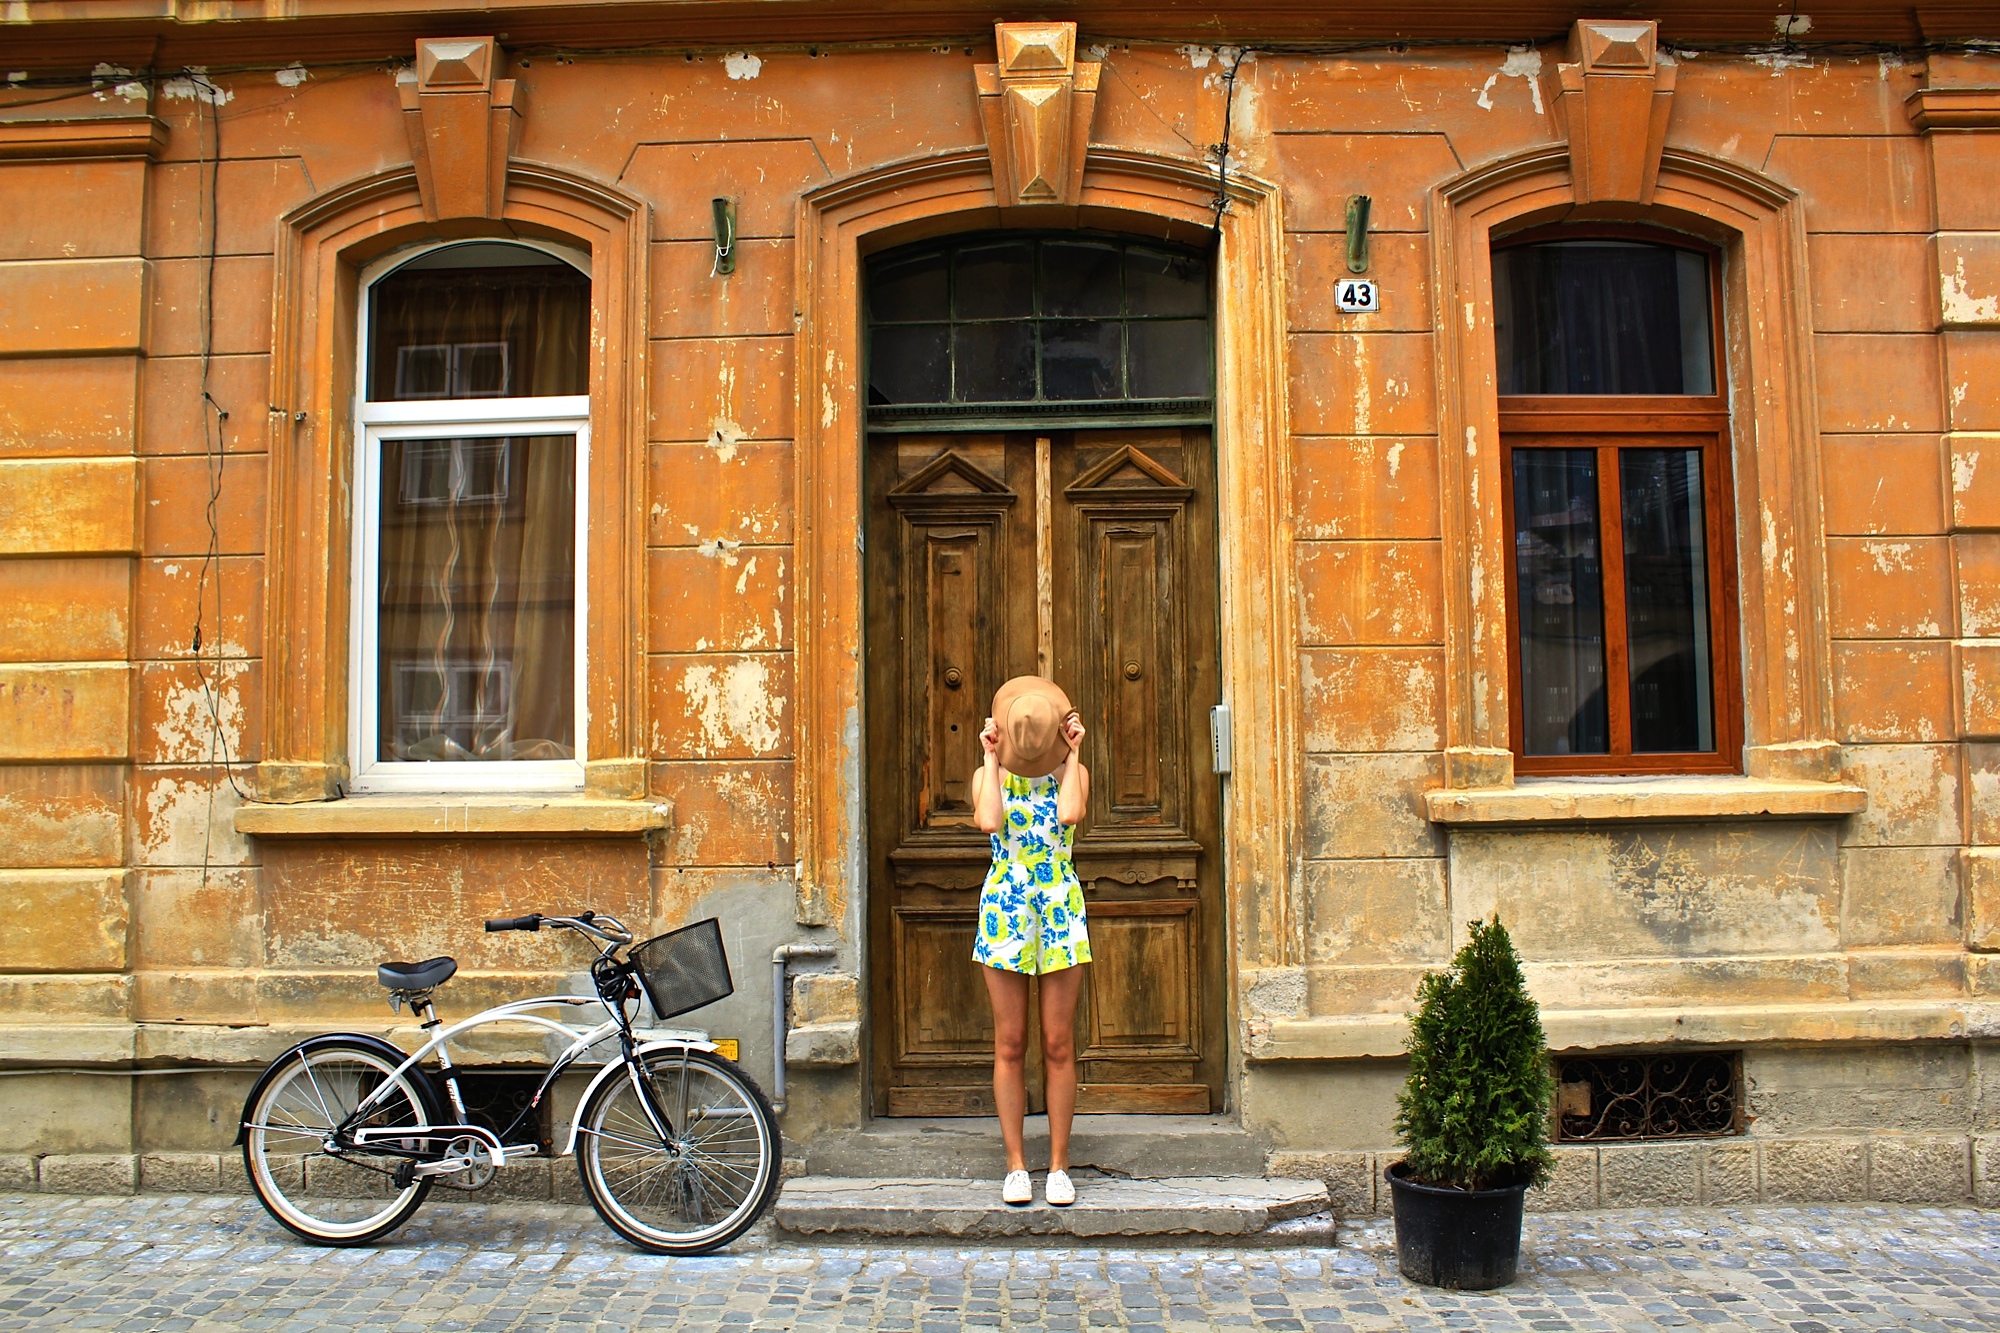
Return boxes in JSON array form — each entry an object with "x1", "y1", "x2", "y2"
[
  {"x1": 369, "y1": 265, "x2": 588, "y2": 401},
  {"x1": 1494, "y1": 242, "x2": 1713, "y2": 395},
  {"x1": 378, "y1": 435, "x2": 576, "y2": 762}
]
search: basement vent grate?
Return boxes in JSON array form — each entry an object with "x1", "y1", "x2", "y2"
[
  {"x1": 1553, "y1": 1051, "x2": 1744, "y2": 1142},
  {"x1": 453, "y1": 1070, "x2": 553, "y2": 1152}
]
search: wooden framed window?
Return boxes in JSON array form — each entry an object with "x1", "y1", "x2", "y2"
[{"x1": 1495, "y1": 227, "x2": 1742, "y2": 775}]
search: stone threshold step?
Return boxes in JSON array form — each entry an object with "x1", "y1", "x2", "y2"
[{"x1": 774, "y1": 1174, "x2": 1332, "y2": 1243}]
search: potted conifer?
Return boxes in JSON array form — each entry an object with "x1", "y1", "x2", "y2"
[{"x1": 1386, "y1": 916, "x2": 1553, "y2": 1290}]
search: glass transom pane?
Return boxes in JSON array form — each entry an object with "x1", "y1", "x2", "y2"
[
  {"x1": 369, "y1": 254, "x2": 589, "y2": 402},
  {"x1": 377, "y1": 434, "x2": 577, "y2": 762},
  {"x1": 865, "y1": 233, "x2": 1212, "y2": 412},
  {"x1": 1494, "y1": 240, "x2": 1714, "y2": 395}
]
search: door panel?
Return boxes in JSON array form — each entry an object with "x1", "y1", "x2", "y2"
[{"x1": 867, "y1": 428, "x2": 1222, "y2": 1116}]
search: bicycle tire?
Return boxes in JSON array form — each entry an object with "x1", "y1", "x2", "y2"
[
  {"x1": 241, "y1": 1038, "x2": 437, "y2": 1245},
  {"x1": 574, "y1": 1047, "x2": 780, "y2": 1255}
]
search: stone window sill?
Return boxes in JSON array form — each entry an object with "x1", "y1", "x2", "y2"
[
  {"x1": 1423, "y1": 775, "x2": 1867, "y2": 826},
  {"x1": 234, "y1": 795, "x2": 671, "y2": 838}
]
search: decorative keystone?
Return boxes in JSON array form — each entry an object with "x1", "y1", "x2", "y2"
[
  {"x1": 399, "y1": 36, "x2": 525, "y2": 221},
  {"x1": 1542, "y1": 20, "x2": 1678, "y2": 205},
  {"x1": 974, "y1": 21, "x2": 1102, "y2": 207}
]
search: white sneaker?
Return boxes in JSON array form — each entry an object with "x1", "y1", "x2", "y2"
[
  {"x1": 1045, "y1": 1169, "x2": 1075, "y2": 1206},
  {"x1": 1002, "y1": 1169, "x2": 1032, "y2": 1205}
]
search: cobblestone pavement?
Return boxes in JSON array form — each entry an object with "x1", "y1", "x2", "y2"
[{"x1": 3, "y1": 1194, "x2": 1999, "y2": 1331}]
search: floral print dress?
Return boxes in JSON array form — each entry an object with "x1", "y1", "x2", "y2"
[{"x1": 972, "y1": 770, "x2": 1091, "y2": 975}]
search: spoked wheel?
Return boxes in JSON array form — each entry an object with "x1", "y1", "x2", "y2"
[
  {"x1": 575, "y1": 1047, "x2": 780, "y2": 1254},
  {"x1": 241, "y1": 1039, "x2": 437, "y2": 1245}
]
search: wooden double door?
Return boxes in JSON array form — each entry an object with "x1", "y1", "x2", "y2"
[{"x1": 864, "y1": 427, "x2": 1225, "y2": 1116}]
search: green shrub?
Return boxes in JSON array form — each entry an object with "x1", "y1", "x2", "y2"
[{"x1": 1393, "y1": 916, "x2": 1554, "y2": 1191}]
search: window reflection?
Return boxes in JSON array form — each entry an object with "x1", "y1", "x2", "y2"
[
  {"x1": 1622, "y1": 449, "x2": 1714, "y2": 752},
  {"x1": 1513, "y1": 450, "x2": 1608, "y2": 755},
  {"x1": 377, "y1": 434, "x2": 577, "y2": 763}
]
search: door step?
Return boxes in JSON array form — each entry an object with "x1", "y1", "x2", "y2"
[
  {"x1": 773, "y1": 1174, "x2": 1332, "y2": 1243},
  {"x1": 800, "y1": 1114, "x2": 1267, "y2": 1180}
]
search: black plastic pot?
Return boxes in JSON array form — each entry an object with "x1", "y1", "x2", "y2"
[{"x1": 1385, "y1": 1160, "x2": 1528, "y2": 1290}]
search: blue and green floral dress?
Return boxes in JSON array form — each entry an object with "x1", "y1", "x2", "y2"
[{"x1": 972, "y1": 770, "x2": 1091, "y2": 975}]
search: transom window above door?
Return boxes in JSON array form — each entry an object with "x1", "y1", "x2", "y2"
[
  {"x1": 352, "y1": 240, "x2": 591, "y2": 792},
  {"x1": 1494, "y1": 230, "x2": 1742, "y2": 775},
  {"x1": 866, "y1": 233, "x2": 1213, "y2": 431}
]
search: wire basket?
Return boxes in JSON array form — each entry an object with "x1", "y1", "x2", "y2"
[{"x1": 629, "y1": 918, "x2": 734, "y2": 1021}]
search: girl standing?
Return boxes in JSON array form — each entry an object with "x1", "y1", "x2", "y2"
[{"x1": 972, "y1": 675, "x2": 1091, "y2": 1207}]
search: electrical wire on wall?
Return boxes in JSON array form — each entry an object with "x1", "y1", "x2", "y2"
[
  {"x1": 1208, "y1": 47, "x2": 1246, "y2": 234},
  {"x1": 182, "y1": 69, "x2": 257, "y2": 889}
]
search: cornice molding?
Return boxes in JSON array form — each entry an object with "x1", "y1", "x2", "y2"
[
  {"x1": 1907, "y1": 86, "x2": 2000, "y2": 132},
  {"x1": 0, "y1": 115, "x2": 165, "y2": 161}
]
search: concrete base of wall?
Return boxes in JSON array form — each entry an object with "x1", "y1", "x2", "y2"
[{"x1": 1270, "y1": 1133, "x2": 2000, "y2": 1217}]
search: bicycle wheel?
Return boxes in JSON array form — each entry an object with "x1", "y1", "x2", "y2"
[
  {"x1": 575, "y1": 1047, "x2": 780, "y2": 1254},
  {"x1": 241, "y1": 1039, "x2": 437, "y2": 1245}
]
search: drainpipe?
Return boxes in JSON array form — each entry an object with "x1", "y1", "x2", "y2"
[{"x1": 770, "y1": 942, "x2": 836, "y2": 1112}]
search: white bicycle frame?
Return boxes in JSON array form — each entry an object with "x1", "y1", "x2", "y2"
[{"x1": 343, "y1": 991, "x2": 715, "y2": 1177}]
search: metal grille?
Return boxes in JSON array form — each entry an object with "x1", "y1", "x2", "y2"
[
  {"x1": 1554, "y1": 1051, "x2": 1743, "y2": 1141},
  {"x1": 455, "y1": 1070, "x2": 550, "y2": 1151},
  {"x1": 629, "y1": 918, "x2": 734, "y2": 1021}
]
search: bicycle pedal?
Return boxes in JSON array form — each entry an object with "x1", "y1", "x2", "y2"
[{"x1": 393, "y1": 1161, "x2": 416, "y2": 1190}]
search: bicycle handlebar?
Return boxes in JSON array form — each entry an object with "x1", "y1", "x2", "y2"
[{"x1": 484, "y1": 911, "x2": 634, "y2": 947}]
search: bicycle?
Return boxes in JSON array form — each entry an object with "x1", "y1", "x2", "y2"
[{"x1": 236, "y1": 910, "x2": 780, "y2": 1255}]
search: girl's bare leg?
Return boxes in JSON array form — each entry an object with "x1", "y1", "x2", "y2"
[
  {"x1": 1038, "y1": 964, "x2": 1086, "y2": 1173},
  {"x1": 982, "y1": 965, "x2": 1031, "y2": 1173}
]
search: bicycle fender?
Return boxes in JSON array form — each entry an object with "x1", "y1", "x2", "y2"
[
  {"x1": 558, "y1": 1037, "x2": 719, "y2": 1157},
  {"x1": 236, "y1": 1032, "x2": 443, "y2": 1146}
]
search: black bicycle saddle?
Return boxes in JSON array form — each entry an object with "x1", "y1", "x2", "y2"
[{"x1": 376, "y1": 957, "x2": 457, "y2": 991}]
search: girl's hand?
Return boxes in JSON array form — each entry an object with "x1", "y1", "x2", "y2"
[
  {"x1": 979, "y1": 716, "x2": 1001, "y2": 758},
  {"x1": 1061, "y1": 712, "x2": 1086, "y2": 752}
]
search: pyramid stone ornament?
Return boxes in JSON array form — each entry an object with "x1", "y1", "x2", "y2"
[
  {"x1": 1541, "y1": 19, "x2": 1678, "y2": 205},
  {"x1": 400, "y1": 36, "x2": 525, "y2": 220},
  {"x1": 975, "y1": 21, "x2": 1102, "y2": 208}
]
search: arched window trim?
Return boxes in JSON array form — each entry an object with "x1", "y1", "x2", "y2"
[
  {"x1": 1429, "y1": 144, "x2": 1841, "y2": 795},
  {"x1": 348, "y1": 239, "x2": 592, "y2": 793},
  {"x1": 254, "y1": 163, "x2": 652, "y2": 809}
]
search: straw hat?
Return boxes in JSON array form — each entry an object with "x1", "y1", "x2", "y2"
[{"x1": 991, "y1": 675, "x2": 1076, "y2": 777}]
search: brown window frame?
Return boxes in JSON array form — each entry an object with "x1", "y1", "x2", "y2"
[{"x1": 1496, "y1": 224, "x2": 1744, "y2": 777}]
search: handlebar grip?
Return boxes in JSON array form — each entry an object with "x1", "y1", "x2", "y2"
[{"x1": 484, "y1": 913, "x2": 543, "y2": 933}]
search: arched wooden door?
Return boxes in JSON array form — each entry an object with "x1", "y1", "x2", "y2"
[{"x1": 863, "y1": 426, "x2": 1225, "y2": 1115}]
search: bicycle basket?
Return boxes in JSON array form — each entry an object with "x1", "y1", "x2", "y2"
[{"x1": 629, "y1": 917, "x2": 734, "y2": 1020}]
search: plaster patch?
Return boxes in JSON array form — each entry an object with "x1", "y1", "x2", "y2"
[
  {"x1": 1943, "y1": 257, "x2": 2000, "y2": 325},
  {"x1": 6, "y1": 72, "x2": 25, "y2": 84},
  {"x1": 1863, "y1": 540, "x2": 1914, "y2": 574},
  {"x1": 697, "y1": 537, "x2": 743, "y2": 567},
  {"x1": 140, "y1": 773, "x2": 245, "y2": 866},
  {"x1": 724, "y1": 52, "x2": 763, "y2": 80},
  {"x1": 1477, "y1": 46, "x2": 1544, "y2": 114},
  {"x1": 1955, "y1": 449, "x2": 1981, "y2": 497},
  {"x1": 1774, "y1": 13, "x2": 1813, "y2": 36},
  {"x1": 275, "y1": 63, "x2": 309, "y2": 88},
  {"x1": 708, "y1": 418, "x2": 744, "y2": 462},
  {"x1": 153, "y1": 669, "x2": 247, "y2": 766},
  {"x1": 1386, "y1": 440, "x2": 1405, "y2": 479},
  {"x1": 1751, "y1": 50, "x2": 1813, "y2": 73},
  {"x1": 676, "y1": 659, "x2": 786, "y2": 755},
  {"x1": 91, "y1": 63, "x2": 147, "y2": 102},
  {"x1": 1179, "y1": 45, "x2": 1215, "y2": 69},
  {"x1": 160, "y1": 68, "x2": 232, "y2": 104}
]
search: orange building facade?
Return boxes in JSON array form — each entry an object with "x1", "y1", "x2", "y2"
[{"x1": 3, "y1": 0, "x2": 1999, "y2": 1209}]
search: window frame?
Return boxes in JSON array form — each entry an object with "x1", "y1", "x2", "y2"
[
  {"x1": 348, "y1": 239, "x2": 593, "y2": 794},
  {"x1": 1494, "y1": 224, "x2": 1743, "y2": 776}
]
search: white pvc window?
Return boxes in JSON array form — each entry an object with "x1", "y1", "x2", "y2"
[{"x1": 350, "y1": 240, "x2": 591, "y2": 792}]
